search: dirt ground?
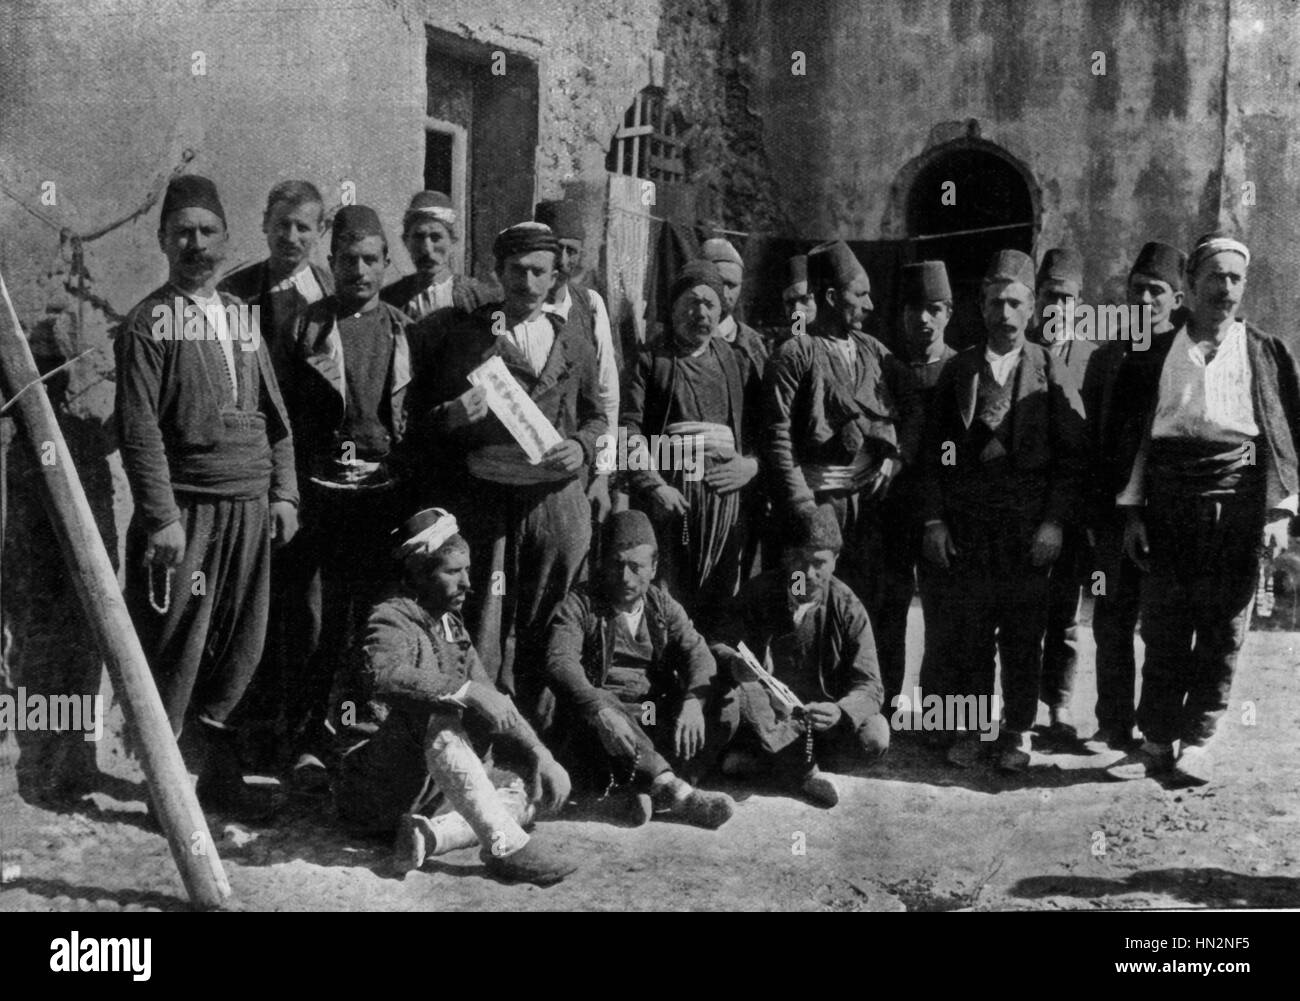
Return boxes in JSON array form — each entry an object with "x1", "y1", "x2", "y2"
[{"x1": 3, "y1": 602, "x2": 1299, "y2": 912}]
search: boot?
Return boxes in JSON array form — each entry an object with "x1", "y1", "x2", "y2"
[
  {"x1": 481, "y1": 836, "x2": 577, "y2": 886},
  {"x1": 190, "y1": 718, "x2": 278, "y2": 823}
]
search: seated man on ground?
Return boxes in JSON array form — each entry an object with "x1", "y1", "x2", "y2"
[
  {"x1": 709, "y1": 504, "x2": 890, "y2": 808},
  {"x1": 336, "y1": 508, "x2": 576, "y2": 887},
  {"x1": 543, "y1": 510, "x2": 737, "y2": 829}
]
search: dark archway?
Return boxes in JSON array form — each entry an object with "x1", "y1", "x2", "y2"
[{"x1": 887, "y1": 134, "x2": 1040, "y2": 350}]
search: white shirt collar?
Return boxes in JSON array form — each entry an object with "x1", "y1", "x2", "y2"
[{"x1": 984, "y1": 344, "x2": 1023, "y2": 386}]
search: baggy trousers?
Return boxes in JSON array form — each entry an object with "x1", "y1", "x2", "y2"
[
  {"x1": 1091, "y1": 514, "x2": 1143, "y2": 734},
  {"x1": 125, "y1": 494, "x2": 271, "y2": 735},
  {"x1": 1039, "y1": 525, "x2": 1084, "y2": 713},
  {"x1": 1137, "y1": 489, "x2": 1262, "y2": 747}
]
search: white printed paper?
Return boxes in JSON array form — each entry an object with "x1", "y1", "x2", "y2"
[{"x1": 467, "y1": 355, "x2": 563, "y2": 464}]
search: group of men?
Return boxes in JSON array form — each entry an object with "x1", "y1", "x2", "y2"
[{"x1": 112, "y1": 170, "x2": 1300, "y2": 887}]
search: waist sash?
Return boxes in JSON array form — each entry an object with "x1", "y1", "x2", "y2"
[{"x1": 468, "y1": 443, "x2": 574, "y2": 486}]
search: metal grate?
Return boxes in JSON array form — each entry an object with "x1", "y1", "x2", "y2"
[{"x1": 606, "y1": 87, "x2": 688, "y2": 184}]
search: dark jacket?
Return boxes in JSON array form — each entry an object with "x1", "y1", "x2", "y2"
[
  {"x1": 709, "y1": 571, "x2": 883, "y2": 730},
  {"x1": 218, "y1": 260, "x2": 333, "y2": 385},
  {"x1": 918, "y1": 340, "x2": 1088, "y2": 527},
  {"x1": 405, "y1": 303, "x2": 607, "y2": 477},
  {"x1": 1112, "y1": 321, "x2": 1300, "y2": 513},
  {"x1": 544, "y1": 582, "x2": 716, "y2": 719},
  {"x1": 764, "y1": 328, "x2": 923, "y2": 512},
  {"x1": 113, "y1": 283, "x2": 298, "y2": 531},
  {"x1": 380, "y1": 271, "x2": 489, "y2": 320}
]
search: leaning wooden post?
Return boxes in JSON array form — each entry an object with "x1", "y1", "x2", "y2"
[{"x1": 0, "y1": 268, "x2": 230, "y2": 909}]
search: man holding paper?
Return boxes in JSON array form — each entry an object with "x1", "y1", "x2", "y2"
[{"x1": 407, "y1": 221, "x2": 606, "y2": 729}]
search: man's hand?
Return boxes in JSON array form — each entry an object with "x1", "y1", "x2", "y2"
[
  {"x1": 144, "y1": 521, "x2": 186, "y2": 568},
  {"x1": 1029, "y1": 520, "x2": 1063, "y2": 567},
  {"x1": 1122, "y1": 510, "x2": 1151, "y2": 572},
  {"x1": 541, "y1": 439, "x2": 585, "y2": 474},
  {"x1": 593, "y1": 705, "x2": 639, "y2": 759},
  {"x1": 648, "y1": 484, "x2": 689, "y2": 520},
  {"x1": 527, "y1": 748, "x2": 571, "y2": 812},
  {"x1": 704, "y1": 454, "x2": 759, "y2": 495},
  {"x1": 674, "y1": 698, "x2": 706, "y2": 760},
  {"x1": 1264, "y1": 512, "x2": 1291, "y2": 558},
  {"x1": 270, "y1": 501, "x2": 299, "y2": 546},
  {"x1": 804, "y1": 701, "x2": 843, "y2": 732},
  {"x1": 922, "y1": 521, "x2": 957, "y2": 569},
  {"x1": 587, "y1": 474, "x2": 612, "y2": 523},
  {"x1": 864, "y1": 456, "x2": 900, "y2": 500},
  {"x1": 441, "y1": 386, "x2": 489, "y2": 431},
  {"x1": 462, "y1": 682, "x2": 524, "y2": 734}
]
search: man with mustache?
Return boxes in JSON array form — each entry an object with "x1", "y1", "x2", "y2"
[
  {"x1": 621, "y1": 260, "x2": 761, "y2": 627},
  {"x1": 543, "y1": 509, "x2": 737, "y2": 828},
  {"x1": 381, "y1": 190, "x2": 489, "y2": 322},
  {"x1": 1109, "y1": 233, "x2": 1300, "y2": 783},
  {"x1": 407, "y1": 221, "x2": 606, "y2": 731},
  {"x1": 115, "y1": 174, "x2": 299, "y2": 818},
  {"x1": 278, "y1": 205, "x2": 414, "y2": 787},
  {"x1": 1083, "y1": 241, "x2": 1187, "y2": 751},
  {"x1": 535, "y1": 199, "x2": 620, "y2": 529},
  {"x1": 337, "y1": 508, "x2": 576, "y2": 886},
  {"x1": 765, "y1": 239, "x2": 922, "y2": 717},
  {"x1": 919, "y1": 249, "x2": 1087, "y2": 772},
  {"x1": 219, "y1": 180, "x2": 332, "y2": 386}
]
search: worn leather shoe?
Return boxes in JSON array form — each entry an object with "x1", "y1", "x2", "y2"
[
  {"x1": 1105, "y1": 740, "x2": 1176, "y2": 781},
  {"x1": 668, "y1": 789, "x2": 735, "y2": 829},
  {"x1": 482, "y1": 837, "x2": 577, "y2": 886},
  {"x1": 799, "y1": 768, "x2": 839, "y2": 808}
]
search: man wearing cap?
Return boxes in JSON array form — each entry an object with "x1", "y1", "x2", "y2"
[
  {"x1": 406, "y1": 221, "x2": 606, "y2": 729},
  {"x1": 701, "y1": 237, "x2": 769, "y2": 377},
  {"x1": 336, "y1": 508, "x2": 577, "y2": 886},
  {"x1": 535, "y1": 199, "x2": 621, "y2": 527},
  {"x1": 710, "y1": 504, "x2": 889, "y2": 807},
  {"x1": 381, "y1": 191, "x2": 488, "y2": 322},
  {"x1": 919, "y1": 248, "x2": 1087, "y2": 772},
  {"x1": 1083, "y1": 241, "x2": 1187, "y2": 750},
  {"x1": 115, "y1": 174, "x2": 299, "y2": 817},
  {"x1": 780, "y1": 254, "x2": 817, "y2": 338},
  {"x1": 1109, "y1": 233, "x2": 1300, "y2": 783},
  {"x1": 620, "y1": 260, "x2": 761, "y2": 626},
  {"x1": 1027, "y1": 248, "x2": 1101, "y2": 741},
  {"x1": 765, "y1": 238, "x2": 922, "y2": 714},
  {"x1": 883, "y1": 261, "x2": 958, "y2": 706},
  {"x1": 543, "y1": 509, "x2": 737, "y2": 828},
  {"x1": 219, "y1": 180, "x2": 333, "y2": 386},
  {"x1": 277, "y1": 204, "x2": 414, "y2": 785}
]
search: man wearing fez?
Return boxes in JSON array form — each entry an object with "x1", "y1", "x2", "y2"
[
  {"x1": 882, "y1": 261, "x2": 958, "y2": 705},
  {"x1": 543, "y1": 510, "x2": 737, "y2": 828},
  {"x1": 1110, "y1": 233, "x2": 1300, "y2": 783},
  {"x1": 280, "y1": 205, "x2": 414, "y2": 785},
  {"x1": 337, "y1": 509, "x2": 576, "y2": 886},
  {"x1": 380, "y1": 190, "x2": 488, "y2": 322},
  {"x1": 1026, "y1": 248, "x2": 1099, "y2": 741},
  {"x1": 701, "y1": 237, "x2": 769, "y2": 377},
  {"x1": 219, "y1": 180, "x2": 332, "y2": 385},
  {"x1": 115, "y1": 175, "x2": 299, "y2": 816},
  {"x1": 710, "y1": 505, "x2": 889, "y2": 808},
  {"x1": 406, "y1": 221, "x2": 606, "y2": 728},
  {"x1": 781, "y1": 254, "x2": 817, "y2": 331},
  {"x1": 765, "y1": 238, "x2": 922, "y2": 715},
  {"x1": 535, "y1": 199, "x2": 621, "y2": 526},
  {"x1": 620, "y1": 260, "x2": 761, "y2": 626},
  {"x1": 919, "y1": 249, "x2": 1087, "y2": 773},
  {"x1": 1083, "y1": 241, "x2": 1186, "y2": 750}
]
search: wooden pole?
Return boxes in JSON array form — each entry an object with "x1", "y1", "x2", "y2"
[{"x1": 0, "y1": 268, "x2": 230, "y2": 909}]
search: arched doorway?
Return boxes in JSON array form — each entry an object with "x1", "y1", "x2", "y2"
[{"x1": 888, "y1": 135, "x2": 1040, "y2": 350}]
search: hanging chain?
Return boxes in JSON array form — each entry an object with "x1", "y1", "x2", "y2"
[
  {"x1": 599, "y1": 745, "x2": 640, "y2": 801},
  {"x1": 803, "y1": 712, "x2": 815, "y2": 766},
  {"x1": 147, "y1": 564, "x2": 173, "y2": 615}
]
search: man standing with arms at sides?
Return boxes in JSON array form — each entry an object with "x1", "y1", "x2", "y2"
[
  {"x1": 219, "y1": 180, "x2": 332, "y2": 386},
  {"x1": 765, "y1": 239, "x2": 922, "y2": 717},
  {"x1": 1026, "y1": 248, "x2": 1097, "y2": 742},
  {"x1": 883, "y1": 261, "x2": 957, "y2": 709},
  {"x1": 406, "y1": 222, "x2": 606, "y2": 731},
  {"x1": 115, "y1": 175, "x2": 299, "y2": 818},
  {"x1": 701, "y1": 237, "x2": 769, "y2": 378},
  {"x1": 381, "y1": 190, "x2": 489, "y2": 322},
  {"x1": 1109, "y1": 234, "x2": 1300, "y2": 783},
  {"x1": 535, "y1": 199, "x2": 620, "y2": 529},
  {"x1": 1083, "y1": 241, "x2": 1186, "y2": 751},
  {"x1": 919, "y1": 249, "x2": 1087, "y2": 772}
]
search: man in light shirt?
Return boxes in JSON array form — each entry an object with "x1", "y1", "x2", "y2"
[
  {"x1": 918, "y1": 249, "x2": 1087, "y2": 773},
  {"x1": 1109, "y1": 233, "x2": 1300, "y2": 783}
]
